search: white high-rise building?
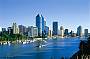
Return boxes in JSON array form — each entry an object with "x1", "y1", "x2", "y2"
[
  {"x1": 12, "y1": 23, "x2": 19, "y2": 34},
  {"x1": 48, "y1": 30, "x2": 52, "y2": 37},
  {"x1": 28, "y1": 26, "x2": 38, "y2": 37},
  {"x1": 16, "y1": 27, "x2": 19, "y2": 34},
  {"x1": 33, "y1": 27, "x2": 38, "y2": 37},
  {"x1": 60, "y1": 26, "x2": 64, "y2": 37}
]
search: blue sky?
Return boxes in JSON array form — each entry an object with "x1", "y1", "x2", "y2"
[{"x1": 0, "y1": 0, "x2": 90, "y2": 33}]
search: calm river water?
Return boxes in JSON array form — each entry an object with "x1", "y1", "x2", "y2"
[{"x1": 0, "y1": 37, "x2": 85, "y2": 59}]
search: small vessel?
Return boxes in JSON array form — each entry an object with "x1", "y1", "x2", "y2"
[
  {"x1": 0, "y1": 42, "x2": 3, "y2": 45},
  {"x1": 7, "y1": 41, "x2": 11, "y2": 46},
  {"x1": 3, "y1": 42, "x2": 7, "y2": 45},
  {"x1": 22, "y1": 41, "x2": 27, "y2": 44}
]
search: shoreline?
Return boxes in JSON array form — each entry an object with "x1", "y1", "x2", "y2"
[
  {"x1": 0, "y1": 37, "x2": 83, "y2": 45},
  {"x1": 0, "y1": 37, "x2": 48, "y2": 45}
]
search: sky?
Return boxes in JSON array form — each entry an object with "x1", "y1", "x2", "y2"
[{"x1": 0, "y1": 0, "x2": 90, "y2": 33}]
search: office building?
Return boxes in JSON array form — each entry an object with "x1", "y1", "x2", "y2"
[
  {"x1": 33, "y1": 27, "x2": 38, "y2": 37},
  {"x1": 48, "y1": 30, "x2": 52, "y2": 37},
  {"x1": 84, "y1": 29, "x2": 88, "y2": 37},
  {"x1": 45, "y1": 26, "x2": 49, "y2": 36},
  {"x1": 12, "y1": 23, "x2": 19, "y2": 34},
  {"x1": 36, "y1": 14, "x2": 45, "y2": 36},
  {"x1": 7, "y1": 27, "x2": 13, "y2": 34},
  {"x1": 2, "y1": 28, "x2": 6, "y2": 33},
  {"x1": 53, "y1": 22, "x2": 58, "y2": 36},
  {"x1": 28, "y1": 26, "x2": 38, "y2": 37},
  {"x1": 70, "y1": 30, "x2": 74, "y2": 36},
  {"x1": 64, "y1": 29, "x2": 68, "y2": 36},
  {"x1": 18, "y1": 25, "x2": 27, "y2": 35},
  {"x1": 77, "y1": 26, "x2": 82, "y2": 37},
  {"x1": 28, "y1": 26, "x2": 33, "y2": 37},
  {"x1": 60, "y1": 26, "x2": 64, "y2": 37}
]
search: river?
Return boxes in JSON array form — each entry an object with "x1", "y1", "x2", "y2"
[{"x1": 0, "y1": 37, "x2": 85, "y2": 59}]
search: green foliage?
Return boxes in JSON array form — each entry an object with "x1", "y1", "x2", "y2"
[
  {"x1": 0, "y1": 32, "x2": 27, "y2": 41},
  {"x1": 0, "y1": 32, "x2": 47, "y2": 41}
]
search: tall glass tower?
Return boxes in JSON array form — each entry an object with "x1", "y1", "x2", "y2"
[
  {"x1": 77, "y1": 26, "x2": 82, "y2": 37},
  {"x1": 41, "y1": 15, "x2": 45, "y2": 35},
  {"x1": 84, "y1": 29, "x2": 88, "y2": 37},
  {"x1": 36, "y1": 14, "x2": 45, "y2": 36},
  {"x1": 53, "y1": 22, "x2": 58, "y2": 36}
]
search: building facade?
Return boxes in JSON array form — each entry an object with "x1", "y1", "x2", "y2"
[
  {"x1": 64, "y1": 29, "x2": 68, "y2": 36},
  {"x1": 28, "y1": 26, "x2": 38, "y2": 37},
  {"x1": 36, "y1": 14, "x2": 45, "y2": 36},
  {"x1": 12, "y1": 23, "x2": 19, "y2": 34},
  {"x1": 77, "y1": 26, "x2": 82, "y2": 37},
  {"x1": 33, "y1": 27, "x2": 38, "y2": 37},
  {"x1": 45, "y1": 26, "x2": 49, "y2": 36},
  {"x1": 28, "y1": 26, "x2": 33, "y2": 37},
  {"x1": 48, "y1": 30, "x2": 52, "y2": 37},
  {"x1": 53, "y1": 22, "x2": 58, "y2": 36},
  {"x1": 84, "y1": 29, "x2": 88, "y2": 37},
  {"x1": 18, "y1": 25, "x2": 27, "y2": 35},
  {"x1": 7, "y1": 27, "x2": 13, "y2": 35},
  {"x1": 2, "y1": 28, "x2": 6, "y2": 33},
  {"x1": 60, "y1": 26, "x2": 64, "y2": 37}
]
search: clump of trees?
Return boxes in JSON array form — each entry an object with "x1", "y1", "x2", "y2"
[{"x1": 0, "y1": 32, "x2": 27, "y2": 41}]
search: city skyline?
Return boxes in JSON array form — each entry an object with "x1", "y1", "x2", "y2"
[
  {"x1": 0, "y1": 0, "x2": 90, "y2": 32},
  {"x1": 0, "y1": 14, "x2": 90, "y2": 33}
]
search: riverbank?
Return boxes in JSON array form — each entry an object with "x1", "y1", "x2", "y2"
[
  {"x1": 70, "y1": 37, "x2": 90, "y2": 59},
  {"x1": 0, "y1": 39, "x2": 34, "y2": 45},
  {"x1": 0, "y1": 37, "x2": 49, "y2": 45}
]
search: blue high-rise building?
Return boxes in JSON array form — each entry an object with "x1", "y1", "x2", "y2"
[
  {"x1": 36, "y1": 14, "x2": 41, "y2": 36},
  {"x1": 84, "y1": 29, "x2": 88, "y2": 37},
  {"x1": 36, "y1": 14, "x2": 45, "y2": 36},
  {"x1": 77, "y1": 26, "x2": 82, "y2": 37},
  {"x1": 53, "y1": 22, "x2": 58, "y2": 35},
  {"x1": 45, "y1": 26, "x2": 49, "y2": 36},
  {"x1": 41, "y1": 15, "x2": 45, "y2": 35},
  {"x1": 64, "y1": 29, "x2": 68, "y2": 36}
]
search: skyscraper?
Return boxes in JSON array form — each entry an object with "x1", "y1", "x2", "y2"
[
  {"x1": 28, "y1": 26, "x2": 33, "y2": 37},
  {"x1": 36, "y1": 14, "x2": 42, "y2": 36},
  {"x1": 2, "y1": 28, "x2": 6, "y2": 33},
  {"x1": 33, "y1": 27, "x2": 38, "y2": 37},
  {"x1": 41, "y1": 15, "x2": 46, "y2": 35},
  {"x1": 77, "y1": 26, "x2": 82, "y2": 37},
  {"x1": 84, "y1": 29, "x2": 88, "y2": 37},
  {"x1": 70, "y1": 30, "x2": 74, "y2": 37},
  {"x1": 48, "y1": 30, "x2": 52, "y2": 37},
  {"x1": 45, "y1": 26, "x2": 49, "y2": 36},
  {"x1": 12, "y1": 23, "x2": 19, "y2": 34},
  {"x1": 18, "y1": 25, "x2": 27, "y2": 35},
  {"x1": 53, "y1": 22, "x2": 58, "y2": 36},
  {"x1": 7, "y1": 27, "x2": 13, "y2": 35},
  {"x1": 64, "y1": 29, "x2": 68, "y2": 36},
  {"x1": 36, "y1": 14, "x2": 45, "y2": 36},
  {"x1": 28, "y1": 26, "x2": 38, "y2": 37},
  {"x1": 60, "y1": 26, "x2": 64, "y2": 37}
]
